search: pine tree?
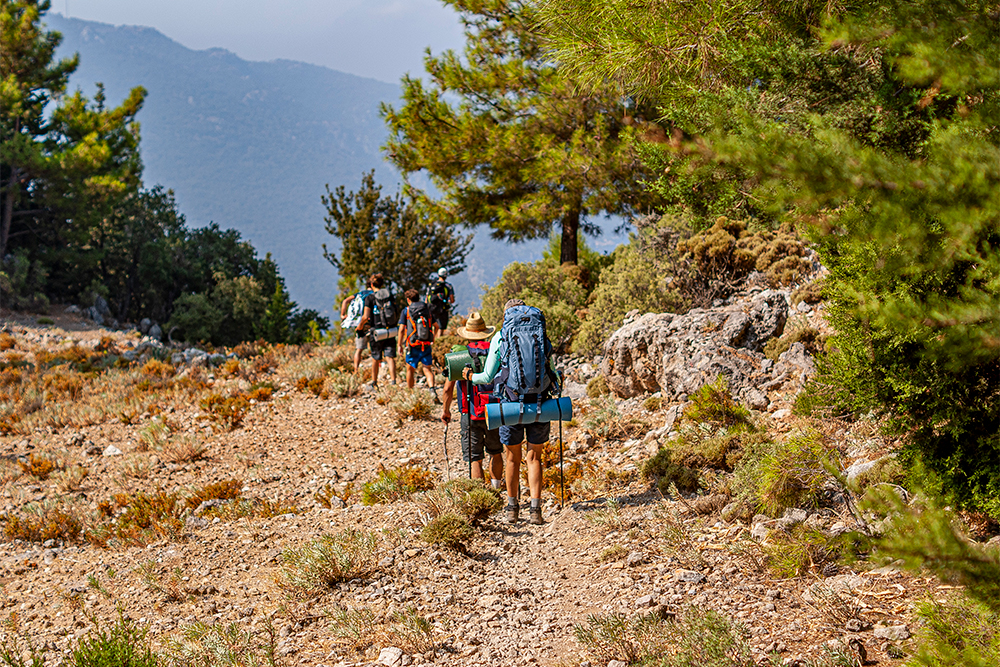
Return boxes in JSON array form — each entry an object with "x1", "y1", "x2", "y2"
[
  {"x1": 1, "y1": 0, "x2": 145, "y2": 259},
  {"x1": 541, "y1": 0, "x2": 1000, "y2": 515},
  {"x1": 322, "y1": 170, "x2": 471, "y2": 299},
  {"x1": 381, "y1": 0, "x2": 659, "y2": 265}
]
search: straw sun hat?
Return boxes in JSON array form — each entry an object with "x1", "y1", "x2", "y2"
[{"x1": 457, "y1": 312, "x2": 495, "y2": 340}]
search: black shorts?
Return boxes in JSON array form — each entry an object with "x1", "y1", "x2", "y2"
[
  {"x1": 369, "y1": 336, "x2": 396, "y2": 360},
  {"x1": 433, "y1": 310, "x2": 450, "y2": 330},
  {"x1": 461, "y1": 413, "x2": 502, "y2": 463}
]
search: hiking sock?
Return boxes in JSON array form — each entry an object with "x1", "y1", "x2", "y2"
[
  {"x1": 507, "y1": 496, "x2": 518, "y2": 508},
  {"x1": 491, "y1": 479, "x2": 501, "y2": 490},
  {"x1": 530, "y1": 499, "x2": 541, "y2": 510}
]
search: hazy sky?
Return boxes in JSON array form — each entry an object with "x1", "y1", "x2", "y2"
[{"x1": 56, "y1": 0, "x2": 465, "y2": 83}]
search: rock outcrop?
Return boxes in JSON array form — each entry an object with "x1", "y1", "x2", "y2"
[{"x1": 601, "y1": 289, "x2": 814, "y2": 407}]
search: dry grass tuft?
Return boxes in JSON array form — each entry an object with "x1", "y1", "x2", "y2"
[
  {"x1": 362, "y1": 464, "x2": 436, "y2": 505},
  {"x1": 279, "y1": 529, "x2": 381, "y2": 597}
]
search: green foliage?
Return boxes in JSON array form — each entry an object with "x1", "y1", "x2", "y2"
[
  {"x1": 479, "y1": 260, "x2": 587, "y2": 350},
  {"x1": 907, "y1": 597, "x2": 1000, "y2": 667},
  {"x1": 0, "y1": 250, "x2": 49, "y2": 311},
  {"x1": 642, "y1": 447, "x2": 700, "y2": 495},
  {"x1": 575, "y1": 216, "x2": 688, "y2": 356},
  {"x1": 684, "y1": 377, "x2": 754, "y2": 431},
  {"x1": 574, "y1": 609, "x2": 751, "y2": 666},
  {"x1": 545, "y1": 0, "x2": 1000, "y2": 515},
  {"x1": 733, "y1": 431, "x2": 830, "y2": 516},
  {"x1": 421, "y1": 512, "x2": 473, "y2": 551},
  {"x1": 866, "y1": 489, "x2": 1000, "y2": 665},
  {"x1": 71, "y1": 615, "x2": 158, "y2": 667},
  {"x1": 382, "y1": 0, "x2": 660, "y2": 266},
  {"x1": 279, "y1": 529, "x2": 380, "y2": 596},
  {"x1": 322, "y1": 170, "x2": 470, "y2": 299}
]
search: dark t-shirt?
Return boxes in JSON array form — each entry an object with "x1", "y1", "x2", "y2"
[
  {"x1": 360, "y1": 292, "x2": 376, "y2": 331},
  {"x1": 430, "y1": 280, "x2": 454, "y2": 311}
]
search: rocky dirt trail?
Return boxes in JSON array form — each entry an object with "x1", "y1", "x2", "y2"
[{"x1": 0, "y1": 310, "x2": 930, "y2": 667}]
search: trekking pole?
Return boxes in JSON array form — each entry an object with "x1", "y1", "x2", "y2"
[
  {"x1": 557, "y1": 374, "x2": 565, "y2": 509},
  {"x1": 442, "y1": 421, "x2": 451, "y2": 481}
]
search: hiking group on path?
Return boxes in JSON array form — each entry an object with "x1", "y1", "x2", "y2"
[{"x1": 341, "y1": 272, "x2": 559, "y2": 525}]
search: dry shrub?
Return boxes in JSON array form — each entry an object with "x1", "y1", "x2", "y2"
[
  {"x1": 202, "y1": 496, "x2": 298, "y2": 520},
  {"x1": 55, "y1": 464, "x2": 88, "y2": 492},
  {"x1": 3, "y1": 502, "x2": 85, "y2": 543},
  {"x1": 764, "y1": 325, "x2": 825, "y2": 361},
  {"x1": 19, "y1": 453, "x2": 61, "y2": 480},
  {"x1": 421, "y1": 513, "x2": 473, "y2": 550},
  {"x1": 0, "y1": 333, "x2": 16, "y2": 350},
  {"x1": 362, "y1": 464, "x2": 436, "y2": 505},
  {"x1": 161, "y1": 435, "x2": 207, "y2": 464},
  {"x1": 389, "y1": 388, "x2": 433, "y2": 420},
  {"x1": 43, "y1": 370, "x2": 87, "y2": 400},
  {"x1": 327, "y1": 370, "x2": 360, "y2": 398},
  {"x1": 140, "y1": 359, "x2": 174, "y2": 378},
  {"x1": 419, "y1": 478, "x2": 502, "y2": 524},
  {"x1": 247, "y1": 383, "x2": 274, "y2": 401},
  {"x1": 185, "y1": 479, "x2": 242, "y2": 510},
  {"x1": 585, "y1": 396, "x2": 648, "y2": 441},
  {"x1": 200, "y1": 393, "x2": 250, "y2": 430},
  {"x1": 89, "y1": 490, "x2": 185, "y2": 547}
]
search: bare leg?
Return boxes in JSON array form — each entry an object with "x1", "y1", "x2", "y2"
[
  {"x1": 422, "y1": 365, "x2": 435, "y2": 389},
  {"x1": 353, "y1": 347, "x2": 362, "y2": 373},
  {"x1": 371, "y1": 359, "x2": 381, "y2": 385},
  {"x1": 470, "y1": 460, "x2": 484, "y2": 480},
  {"x1": 525, "y1": 442, "x2": 544, "y2": 500},
  {"x1": 406, "y1": 364, "x2": 416, "y2": 388},
  {"x1": 489, "y1": 453, "x2": 504, "y2": 485},
  {"x1": 387, "y1": 357, "x2": 397, "y2": 384},
  {"x1": 505, "y1": 444, "x2": 522, "y2": 500}
]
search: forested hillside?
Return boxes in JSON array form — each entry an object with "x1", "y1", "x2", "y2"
[{"x1": 48, "y1": 13, "x2": 398, "y2": 314}]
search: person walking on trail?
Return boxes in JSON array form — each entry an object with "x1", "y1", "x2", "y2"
[
  {"x1": 339, "y1": 277, "x2": 372, "y2": 373},
  {"x1": 441, "y1": 312, "x2": 503, "y2": 487},
  {"x1": 464, "y1": 298, "x2": 559, "y2": 525},
  {"x1": 428, "y1": 268, "x2": 456, "y2": 337},
  {"x1": 397, "y1": 289, "x2": 437, "y2": 399},
  {"x1": 357, "y1": 273, "x2": 398, "y2": 388}
]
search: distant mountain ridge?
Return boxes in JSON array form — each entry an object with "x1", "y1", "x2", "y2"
[{"x1": 48, "y1": 14, "x2": 585, "y2": 317}]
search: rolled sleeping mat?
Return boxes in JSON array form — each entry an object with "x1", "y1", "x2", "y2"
[
  {"x1": 485, "y1": 396, "x2": 573, "y2": 430},
  {"x1": 444, "y1": 349, "x2": 472, "y2": 380},
  {"x1": 371, "y1": 327, "x2": 398, "y2": 342}
]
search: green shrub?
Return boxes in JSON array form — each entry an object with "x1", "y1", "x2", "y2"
[
  {"x1": 733, "y1": 431, "x2": 830, "y2": 516},
  {"x1": 907, "y1": 597, "x2": 1000, "y2": 667},
  {"x1": 72, "y1": 615, "x2": 159, "y2": 667},
  {"x1": 279, "y1": 529, "x2": 380, "y2": 596},
  {"x1": 586, "y1": 375, "x2": 609, "y2": 398},
  {"x1": 642, "y1": 447, "x2": 700, "y2": 494},
  {"x1": 670, "y1": 428, "x2": 769, "y2": 472},
  {"x1": 480, "y1": 261, "x2": 587, "y2": 351},
  {"x1": 0, "y1": 250, "x2": 49, "y2": 312},
  {"x1": 421, "y1": 513, "x2": 473, "y2": 550},
  {"x1": 684, "y1": 377, "x2": 754, "y2": 431},
  {"x1": 162, "y1": 620, "x2": 278, "y2": 667},
  {"x1": 574, "y1": 609, "x2": 751, "y2": 666}
]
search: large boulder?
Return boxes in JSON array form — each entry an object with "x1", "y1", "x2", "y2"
[{"x1": 600, "y1": 290, "x2": 793, "y2": 407}]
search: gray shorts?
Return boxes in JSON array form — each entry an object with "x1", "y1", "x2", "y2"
[
  {"x1": 355, "y1": 331, "x2": 368, "y2": 350},
  {"x1": 461, "y1": 413, "x2": 502, "y2": 463}
]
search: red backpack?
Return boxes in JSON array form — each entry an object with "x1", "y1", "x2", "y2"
[{"x1": 460, "y1": 340, "x2": 493, "y2": 420}]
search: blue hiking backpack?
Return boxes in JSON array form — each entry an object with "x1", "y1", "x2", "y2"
[{"x1": 495, "y1": 305, "x2": 558, "y2": 403}]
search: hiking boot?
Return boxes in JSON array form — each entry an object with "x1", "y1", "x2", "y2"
[
  {"x1": 529, "y1": 507, "x2": 544, "y2": 525},
  {"x1": 506, "y1": 504, "x2": 519, "y2": 524}
]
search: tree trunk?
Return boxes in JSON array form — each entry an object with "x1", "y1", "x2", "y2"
[
  {"x1": 559, "y1": 204, "x2": 580, "y2": 265},
  {"x1": 1, "y1": 168, "x2": 16, "y2": 259}
]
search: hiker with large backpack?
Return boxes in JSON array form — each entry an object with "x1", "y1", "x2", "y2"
[
  {"x1": 397, "y1": 289, "x2": 437, "y2": 398},
  {"x1": 428, "y1": 268, "x2": 456, "y2": 337},
  {"x1": 356, "y1": 273, "x2": 398, "y2": 388},
  {"x1": 339, "y1": 277, "x2": 373, "y2": 373},
  {"x1": 441, "y1": 312, "x2": 503, "y2": 486},
  {"x1": 465, "y1": 298, "x2": 559, "y2": 525}
]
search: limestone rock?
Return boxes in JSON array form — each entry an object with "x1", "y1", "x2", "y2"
[{"x1": 601, "y1": 290, "x2": 792, "y2": 407}]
